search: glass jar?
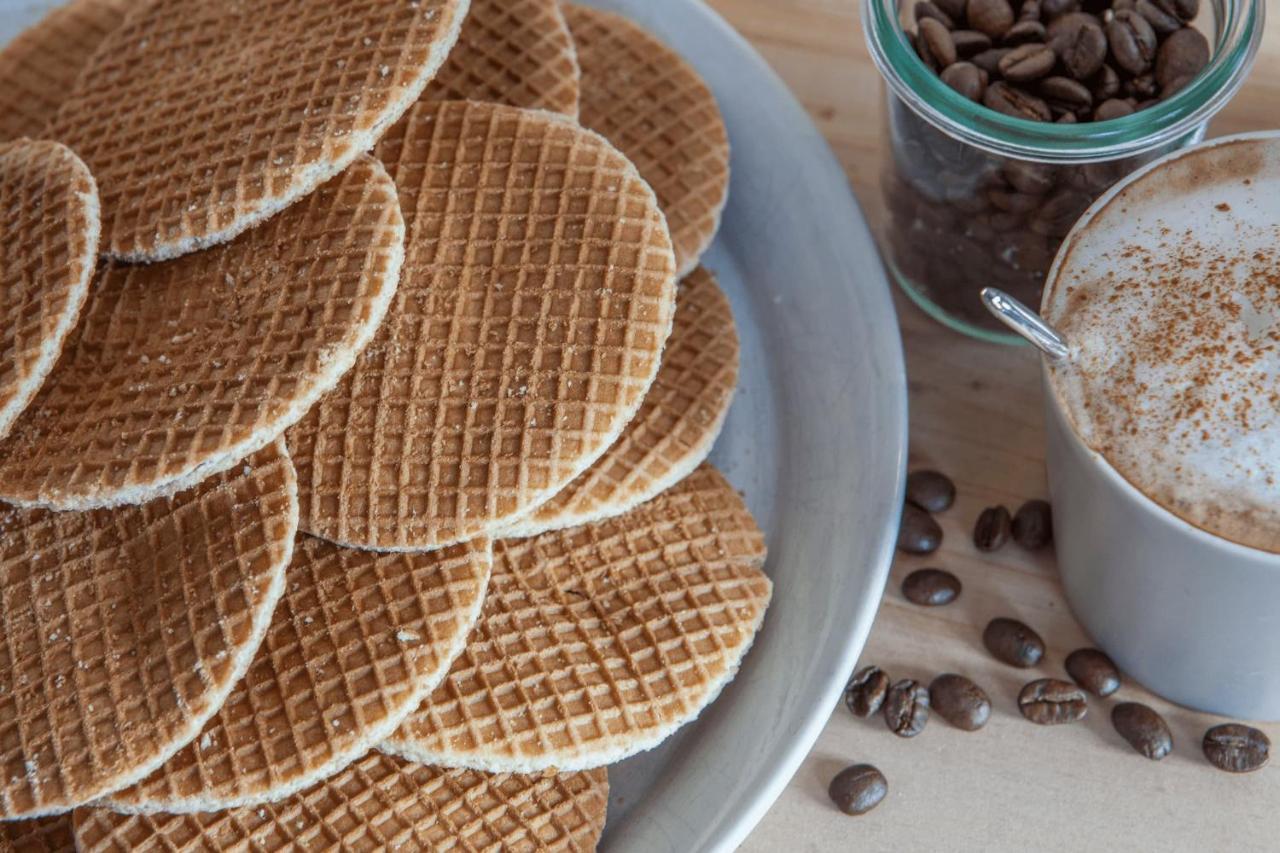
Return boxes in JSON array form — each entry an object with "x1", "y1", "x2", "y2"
[{"x1": 863, "y1": 0, "x2": 1263, "y2": 343}]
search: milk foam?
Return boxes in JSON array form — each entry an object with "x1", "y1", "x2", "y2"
[{"x1": 1044, "y1": 142, "x2": 1280, "y2": 554}]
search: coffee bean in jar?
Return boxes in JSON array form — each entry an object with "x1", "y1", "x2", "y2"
[{"x1": 864, "y1": 0, "x2": 1262, "y2": 342}]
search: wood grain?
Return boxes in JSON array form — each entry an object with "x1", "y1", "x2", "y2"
[{"x1": 702, "y1": 1, "x2": 1280, "y2": 849}]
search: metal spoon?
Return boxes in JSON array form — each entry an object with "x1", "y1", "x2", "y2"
[{"x1": 981, "y1": 288, "x2": 1070, "y2": 362}]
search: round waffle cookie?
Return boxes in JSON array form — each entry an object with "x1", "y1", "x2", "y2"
[
  {"x1": 288, "y1": 100, "x2": 677, "y2": 552},
  {"x1": 0, "y1": 441, "x2": 297, "y2": 819},
  {"x1": 503, "y1": 266, "x2": 739, "y2": 537},
  {"x1": 74, "y1": 754, "x2": 608, "y2": 852},
  {"x1": 0, "y1": 139, "x2": 99, "y2": 442},
  {"x1": 382, "y1": 463, "x2": 771, "y2": 773},
  {"x1": 1, "y1": 815, "x2": 74, "y2": 853},
  {"x1": 0, "y1": 154, "x2": 403, "y2": 512},
  {"x1": 565, "y1": 4, "x2": 730, "y2": 278},
  {"x1": 424, "y1": 0, "x2": 579, "y2": 116},
  {"x1": 103, "y1": 535, "x2": 492, "y2": 814},
  {"x1": 0, "y1": 0, "x2": 134, "y2": 143},
  {"x1": 45, "y1": 0, "x2": 467, "y2": 262}
]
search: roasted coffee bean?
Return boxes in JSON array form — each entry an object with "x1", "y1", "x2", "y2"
[
  {"x1": 952, "y1": 28, "x2": 994, "y2": 55},
  {"x1": 902, "y1": 568, "x2": 962, "y2": 606},
  {"x1": 1002, "y1": 19, "x2": 1047, "y2": 44},
  {"x1": 929, "y1": 673, "x2": 991, "y2": 730},
  {"x1": 884, "y1": 679, "x2": 931, "y2": 737},
  {"x1": 988, "y1": 188, "x2": 1043, "y2": 213},
  {"x1": 1020, "y1": 0, "x2": 1042, "y2": 20},
  {"x1": 1011, "y1": 499, "x2": 1053, "y2": 549},
  {"x1": 983, "y1": 81, "x2": 1052, "y2": 121},
  {"x1": 1039, "y1": 75, "x2": 1093, "y2": 113},
  {"x1": 1056, "y1": 111, "x2": 1078, "y2": 122},
  {"x1": 1002, "y1": 159, "x2": 1057, "y2": 194},
  {"x1": 916, "y1": 0, "x2": 958, "y2": 28},
  {"x1": 1048, "y1": 12, "x2": 1108, "y2": 79},
  {"x1": 1157, "y1": 0, "x2": 1198, "y2": 21},
  {"x1": 899, "y1": 503, "x2": 943, "y2": 554},
  {"x1": 942, "y1": 61, "x2": 988, "y2": 100},
  {"x1": 1135, "y1": 0, "x2": 1181, "y2": 35},
  {"x1": 1030, "y1": 187, "x2": 1090, "y2": 236},
  {"x1": 828, "y1": 764, "x2": 888, "y2": 816},
  {"x1": 1107, "y1": 9, "x2": 1158, "y2": 74},
  {"x1": 1088, "y1": 62, "x2": 1122, "y2": 99},
  {"x1": 936, "y1": 0, "x2": 970, "y2": 20},
  {"x1": 999, "y1": 42, "x2": 1058, "y2": 81},
  {"x1": 1203, "y1": 724, "x2": 1271, "y2": 773},
  {"x1": 1125, "y1": 72, "x2": 1158, "y2": 98},
  {"x1": 1092, "y1": 97, "x2": 1134, "y2": 119},
  {"x1": 1112, "y1": 702, "x2": 1173, "y2": 759},
  {"x1": 1064, "y1": 647, "x2": 1121, "y2": 696},
  {"x1": 1018, "y1": 678, "x2": 1088, "y2": 724},
  {"x1": 967, "y1": 0, "x2": 1016, "y2": 38},
  {"x1": 971, "y1": 47, "x2": 1012, "y2": 74},
  {"x1": 983, "y1": 617, "x2": 1045, "y2": 667},
  {"x1": 1156, "y1": 26, "x2": 1209, "y2": 88},
  {"x1": 973, "y1": 505, "x2": 1012, "y2": 550},
  {"x1": 919, "y1": 18, "x2": 960, "y2": 68},
  {"x1": 845, "y1": 665, "x2": 891, "y2": 718},
  {"x1": 1041, "y1": 0, "x2": 1080, "y2": 17},
  {"x1": 906, "y1": 469, "x2": 956, "y2": 513},
  {"x1": 1161, "y1": 72, "x2": 1195, "y2": 97}
]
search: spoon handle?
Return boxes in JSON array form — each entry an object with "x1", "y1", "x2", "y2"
[{"x1": 981, "y1": 288, "x2": 1070, "y2": 361}]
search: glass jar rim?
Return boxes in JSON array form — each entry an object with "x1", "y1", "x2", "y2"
[{"x1": 863, "y1": 0, "x2": 1265, "y2": 164}]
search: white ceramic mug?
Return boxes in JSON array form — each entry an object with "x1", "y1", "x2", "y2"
[{"x1": 1040, "y1": 132, "x2": 1280, "y2": 722}]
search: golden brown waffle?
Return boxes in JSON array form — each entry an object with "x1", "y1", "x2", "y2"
[
  {"x1": 0, "y1": 155, "x2": 403, "y2": 512},
  {"x1": 74, "y1": 754, "x2": 608, "y2": 852},
  {"x1": 424, "y1": 0, "x2": 579, "y2": 115},
  {"x1": 0, "y1": 441, "x2": 297, "y2": 819},
  {"x1": 0, "y1": 139, "x2": 99, "y2": 441},
  {"x1": 103, "y1": 535, "x2": 492, "y2": 813},
  {"x1": 383, "y1": 463, "x2": 771, "y2": 772},
  {"x1": 0, "y1": 815, "x2": 74, "y2": 853},
  {"x1": 504, "y1": 266, "x2": 739, "y2": 537},
  {"x1": 566, "y1": 4, "x2": 730, "y2": 278},
  {"x1": 288, "y1": 100, "x2": 677, "y2": 552},
  {"x1": 45, "y1": 0, "x2": 467, "y2": 262},
  {"x1": 0, "y1": 0, "x2": 133, "y2": 143}
]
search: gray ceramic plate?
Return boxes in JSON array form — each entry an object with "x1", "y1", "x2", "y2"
[{"x1": 0, "y1": 1, "x2": 908, "y2": 848}]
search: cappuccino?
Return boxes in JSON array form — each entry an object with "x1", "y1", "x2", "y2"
[{"x1": 1044, "y1": 137, "x2": 1280, "y2": 554}]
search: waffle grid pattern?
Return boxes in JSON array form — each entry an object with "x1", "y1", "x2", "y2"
[
  {"x1": 290, "y1": 100, "x2": 676, "y2": 551},
  {"x1": 425, "y1": 0, "x2": 580, "y2": 116},
  {"x1": 0, "y1": 0, "x2": 133, "y2": 143},
  {"x1": 105, "y1": 535, "x2": 492, "y2": 812},
  {"x1": 0, "y1": 442, "x2": 297, "y2": 818},
  {"x1": 0, "y1": 140, "x2": 99, "y2": 442},
  {"x1": 0, "y1": 156, "x2": 404, "y2": 511},
  {"x1": 384, "y1": 464, "x2": 771, "y2": 772},
  {"x1": 74, "y1": 754, "x2": 608, "y2": 852},
  {"x1": 0, "y1": 814, "x2": 75, "y2": 853},
  {"x1": 506, "y1": 266, "x2": 739, "y2": 536},
  {"x1": 46, "y1": 0, "x2": 466, "y2": 261},
  {"x1": 567, "y1": 4, "x2": 730, "y2": 278}
]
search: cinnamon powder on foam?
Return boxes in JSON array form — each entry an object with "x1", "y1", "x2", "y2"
[{"x1": 1047, "y1": 223, "x2": 1280, "y2": 554}]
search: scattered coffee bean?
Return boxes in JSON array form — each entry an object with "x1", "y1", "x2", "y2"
[
  {"x1": 968, "y1": 0, "x2": 1016, "y2": 39},
  {"x1": 919, "y1": 17, "x2": 959, "y2": 69},
  {"x1": 1094, "y1": 97, "x2": 1136, "y2": 119},
  {"x1": 1064, "y1": 647, "x2": 1120, "y2": 696},
  {"x1": 906, "y1": 469, "x2": 957, "y2": 513},
  {"x1": 983, "y1": 617, "x2": 1045, "y2": 667},
  {"x1": 1011, "y1": 499, "x2": 1053, "y2": 549},
  {"x1": 902, "y1": 568, "x2": 962, "y2": 606},
  {"x1": 1112, "y1": 702, "x2": 1173, "y2": 760},
  {"x1": 898, "y1": 504, "x2": 943, "y2": 554},
  {"x1": 1156, "y1": 26, "x2": 1209, "y2": 89},
  {"x1": 1048, "y1": 12, "x2": 1109, "y2": 79},
  {"x1": 998, "y1": 42, "x2": 1058, "y2": 81},
  {"x1": 973, "y1": 505, "x2": 1012, "y2": 551},
  {"x1": 929, "y1": 673, "x2": 991, "y2": 730},
  {"x1": 1203, "y1": 724, "x2": 1271, "y2": 773},
  {"x1": 1018, "y1": 678, "x2": 1088, "y2": 724},
  {"x1": 845, "y1": 666, "x2": 891, "y2": 718},
  {"x1": 884, "y1": 679, "x2": 931, "y2": 737},
  {"x1": 828, "y1": 764, "x2": 888, "y2": 816},
  {"x1": 1106, "y1": 9, "x2": 1158, "y2": 75}
]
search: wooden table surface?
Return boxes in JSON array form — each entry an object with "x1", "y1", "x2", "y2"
[{"x1": 699, "y1": 1, "x2": 1280, "y2": 850}]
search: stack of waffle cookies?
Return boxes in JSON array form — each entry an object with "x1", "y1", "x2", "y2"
[{"x1": 0, "y1": 1, "x2": 769, "y2": 850}]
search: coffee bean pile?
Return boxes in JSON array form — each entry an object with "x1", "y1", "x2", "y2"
[
  {"x1": 883, "y1": 0, "x2": 1212, "y2": 333},
  {"x1": 835, "y1": 467, "x2": 1272, "y2": 816}
]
